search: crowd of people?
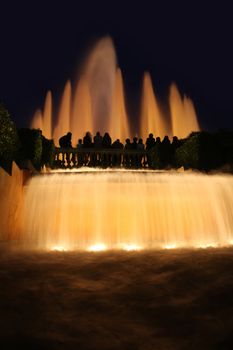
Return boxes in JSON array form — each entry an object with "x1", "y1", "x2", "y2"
[{"x1": 58, "y1": 131, "x2": 181, "y2": 168}]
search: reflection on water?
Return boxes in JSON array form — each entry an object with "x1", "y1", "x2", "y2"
[{"x1": 0, "y1": 245, "x2": 233, "y2": 349}]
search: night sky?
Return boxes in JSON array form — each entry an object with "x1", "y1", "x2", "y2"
[{"x1": 0, "y1": 0, "x2": 232, "y2": 131}]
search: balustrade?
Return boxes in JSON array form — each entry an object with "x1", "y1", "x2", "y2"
[{"x1": 53, "y1": 147, "x2": 148, "y2": 169}]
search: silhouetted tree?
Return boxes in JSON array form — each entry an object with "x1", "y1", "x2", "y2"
[
  {"x1": 0, "y1": 103, "x2": 19, "y2": 173},
  {"x1": 175, "y1": 131, "x2": 222, "y2": 170},
  {"x1": 215, "y1": 129, "x2": 233, "y2": 165},
  {"x1": 17, "y1": 128, "x2": 43, "y2": 170},
  {"x1": 41, "y1": 137, "x2": 55, "y2": 168}
]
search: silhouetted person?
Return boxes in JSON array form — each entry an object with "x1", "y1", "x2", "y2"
[
  {"x1": 137, "y1": 138, "x2": 145, "y2": 167},
  {"x1": 171, "y1": 136, "x2": 180, "y2": 167},
  {"x1": 146, "y1": 133, "x2": 155, "y2": 167},
  {"x1": 83, "y1": 132, "x2": 92, "y2": 166},
  {"x1": 59, "y1": 132, "x2": 72, "y2": 167},
  {"x1": 59, "y1": 132, "x2": 72, "y2": 148},
  {"x1": 94, "y1": 131, "x2": 103, "y2": 148},
  {"x1": 112, "y1": 139, "x2": 124, "y2": 167},
  {"x1": 131, "y1": 137, "x2": 138, "y2": 168},
  {"x1": 83, "y1": 132, "x2": 92, "y2": 148},
  {"x1": 102, "y1": 132, "x2": 112, "y2": 148},
  {"x1": 156, "y1": 136, "x2": 161, "y2": 145},
  {"x1": 124, "y1": 138, "x2": 132, "y2": 168},
  {"x1": 102, "y1": 132, "x2": 112, "y2": 167},
  {"x1": 77, "y1": 139, "x2": 84, "y2": 166},
  {"x1": 146, "y1": 133, "x2": 155, "y2": 150},
  {"x1": 161, "y1": 135, "x2": 171, "y2": 167},
  {"x1": 93, "y1": 132, "x2": 103, "y2": 166},
  {"x1": 125, "y1": 138, "x2": 132, "y2": 149}
]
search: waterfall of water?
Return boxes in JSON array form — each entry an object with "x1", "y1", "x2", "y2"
[{"x1": 21, "y1": 171, "x2": 233, "y2": 250}]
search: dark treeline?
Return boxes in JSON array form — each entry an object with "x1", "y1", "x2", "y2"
[
  {"x1": 1, "y1": 102, "x2": 233, "y2": 173},
  {"x1": 0, "y1": 103, "x2": 55, "y2": 174}
]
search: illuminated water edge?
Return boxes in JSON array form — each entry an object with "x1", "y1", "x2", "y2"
[{"x1": 50, "y1": 241, "x2": 233, "y2": 252}]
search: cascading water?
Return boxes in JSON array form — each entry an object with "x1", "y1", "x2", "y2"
[{"x1": 22, "y1": 171, "x2": 233, "y2": 250}]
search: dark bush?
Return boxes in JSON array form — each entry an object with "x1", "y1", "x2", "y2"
[
  {"x1": 215, "y1": 129, "x2": 233, "y2": 165},
  {"x1": 0, "y1": 103, "x2": 20, "y2": 172},
  {"x1": 175, "y1": 131, "x2": 222, "y2": 170},
  {"x1": 41, "y1": 136, "x2": 55, "y2": 168},
  {"x1": 17, "y1": 128, "x2": 43, "y2": 170}
]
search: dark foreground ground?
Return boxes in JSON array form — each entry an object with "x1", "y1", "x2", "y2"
[{"x1": 0, "y1": 245, "x2": 233, "y2": 350}]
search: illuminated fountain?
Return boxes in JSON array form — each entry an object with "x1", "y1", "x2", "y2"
[
  {"x1": 17, "y1": 36, "x2": 232, "y2": 252},
  {"x1": 22, "y1": 172, "x2": 233, "y2": 250},
  {"x1": 169, "y1": 83, "x2": 200, "y2": 139},
  {"x1": 31, "y1": 36, "x2": 199, "y2": 144},
  {"x1": 53, "y1": 80, "x2": 72, "y2": 145},
  {"x1": 140, "y1": 72, "x2": 170, "y2": 140}
]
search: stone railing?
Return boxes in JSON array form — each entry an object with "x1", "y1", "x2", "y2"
[{"x1": 53, "y1": 147, "x2": 149, "y2": 169}]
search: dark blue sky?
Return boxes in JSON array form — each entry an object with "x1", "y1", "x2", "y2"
[{"x1": 0, "y1": 0, "x2": 232, "y2": 131}]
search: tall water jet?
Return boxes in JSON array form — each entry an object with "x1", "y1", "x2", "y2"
[
  {"x1": 83, "y1": 36, "x2": 117, "y2": 134},
  {"x1": 109, "y1": 68, "x2": 130, "y2": 141},
  {"x1": 29, "y1": 37, "x2": 201, "y2": 143},
  {"x1": 22, "y1": 172, "x2": 233, "y2": 250},
  {"x1": 169, "y1": 83, "x2": 199, "y2": 138},
  {"x1": 71, "y1": 77, "x2": 93, "y2": 143},
  {"x1": 140, "y1": 72, "x2": 170, "y2": 140},
  {"x1": 183, "y1": 95, "x2": 200, "y2": 133},
  {"x1": 53, "y1": 80, "x2": 72, "y2": 145},
  {"x1": 30, "y1": 109, "x2": 43, "y2": 130},
  {"x1": 43, "y1": 90, "x2": 52, "y2": 139}
]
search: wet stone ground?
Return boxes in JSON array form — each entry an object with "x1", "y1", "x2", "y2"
[{"x1": 0, "y1": 244, "x2": 233, "y2": 350}]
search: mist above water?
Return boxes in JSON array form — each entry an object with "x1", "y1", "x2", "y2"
[{"x1": 31, "y1": 36, "x2": 199, "y2": 145}]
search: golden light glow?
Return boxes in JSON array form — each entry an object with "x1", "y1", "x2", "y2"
[
  {"x1": 87, "y1": 244, "x2": 107, "y2": 252},
  {"x1": 51, "y1": 246, "x2": 67, "y2": 252},
  {"x1": 196, "y1": 243, "x2": 218, "y2": 249},
  {"x1": 163, "y1": 244, "x2": 177, "y2": 250},
  {"x1": 120, "y1": 243, "x2": 143, "y2": 251}
]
